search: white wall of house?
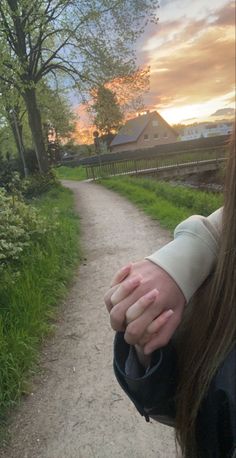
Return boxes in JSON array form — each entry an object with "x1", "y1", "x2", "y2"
[{"x1": 180, "y1": 122, "x2": 233, "y2": 141}]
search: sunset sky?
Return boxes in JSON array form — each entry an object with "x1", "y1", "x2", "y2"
[
  {"x1": 137, "y1": 0, "x2": 235, "y2": 125},
  {"x1": 73, "y1": 0, "x2": 235, "y2": 142}
]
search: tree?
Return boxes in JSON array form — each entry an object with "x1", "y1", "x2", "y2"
[
  {"x1": 37, "y1": 82, "x2": 76, "y2": 143},
  {"x1": 0, "y1": 82, "x2": 29, "y2": 174},
  {"x1": 0, "y1": 0, "x2": 159, "y2": 173},
  {"x1": 92, "y1": 85, "x2": 124, "y2": 135},
  {"x1": 106, "y1": 66, "x2": 151, "y2": 116}
]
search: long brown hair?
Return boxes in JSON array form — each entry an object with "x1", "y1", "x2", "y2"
[{"x1": 175, "y1": 128, "x2": 236, "y2": 456}]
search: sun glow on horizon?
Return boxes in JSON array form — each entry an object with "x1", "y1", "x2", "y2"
[{"x1": 158, "y1": 91, "x2": 235, "y2": 125}]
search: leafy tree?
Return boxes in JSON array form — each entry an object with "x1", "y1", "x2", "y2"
[
  {"x1": 106, "y1": 66, "x2": 151, "y2": 116},
  {"x1": 92, "y1": 85, "x2": 124, "y2": 135},
  {"x1": 0, "y1": 0, "x2": 159, "y2": 173},
  {"x1": 37, "y1": 83, "x2": 76, "y2": 143}
]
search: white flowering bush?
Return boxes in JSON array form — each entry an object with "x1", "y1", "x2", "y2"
[{"x1": 0, "y1": 188, "x2": 55, "y2": 273}]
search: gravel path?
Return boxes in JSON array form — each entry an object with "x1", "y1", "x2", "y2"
[{"x1": 0, "y1": 180, "x2": 176, "y2": 458}]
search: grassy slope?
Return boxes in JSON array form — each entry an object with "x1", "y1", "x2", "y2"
[
  {"x1": 100, "y1": 177, "x2": 222, "y2": 231},
  {"x1": 0, "y1": 186, "x2": 80, "y2": 425},
  {"x1": 54, "y1": 165, "x2": 86, "y2": 181}
]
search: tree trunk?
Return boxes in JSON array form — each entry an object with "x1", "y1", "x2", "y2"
[
  {"x1": 7, "y1": 107, "x2": 28, "y2": 177},
  {"x1": 23, "y1": 87, "x2": 49, "y2": 173}
]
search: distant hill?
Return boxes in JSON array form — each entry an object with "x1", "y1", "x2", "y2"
[{"x1": 210, "y1": 108, "x2": 235, "y2": 117}]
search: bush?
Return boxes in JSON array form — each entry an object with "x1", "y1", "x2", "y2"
[
  {"x1": 0, "y1": 157, "x2": 20, "y2": 193},
  {"x1": 0, "y1": 188, "x2": 56, "y2": 276},
  {"x1": 23, "y1": 170, "x2": 58, "y2": 198}
]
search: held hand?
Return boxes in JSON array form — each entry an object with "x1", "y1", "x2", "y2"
[{"x1": 104, "y1": 259, "x2": 186, "y2": 351}]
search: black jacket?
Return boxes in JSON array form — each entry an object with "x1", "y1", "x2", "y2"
[{"x1": 114, "y1": 332, "x2": 236, "y2": 457}]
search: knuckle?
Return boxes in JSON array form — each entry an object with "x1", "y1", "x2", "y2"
[
  {"x1": 122, "y1": 281, "x2": 131, "y2": 294},
  {"x1": 110, "y1": 308, "x2": 123, "y2": 331},
  {"x1": 104, "y1": 293, "x2": 111, "y2": 307},
  {"x1": 126, "y1": 322, "x2": 139, "y2": 340}
]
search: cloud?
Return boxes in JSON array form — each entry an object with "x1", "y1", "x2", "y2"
[
  {"x1": 140, "y1": 1, "x2": 235, "y2": 112},
  {"x1": 214, "y1": 1, "x2": 235, "y2": 26}
]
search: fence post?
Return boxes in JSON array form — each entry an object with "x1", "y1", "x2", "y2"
[{"x1": 91, "y1": 166, "x2": 95, "y2": 181}]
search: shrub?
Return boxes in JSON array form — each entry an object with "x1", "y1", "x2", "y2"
[
  {"x1": 0, "y1": 157, "x2": 21, "y2": 193},
  {"x1": 0, "y1": 188, "x2": 56, "y2": 276},
  {"x1": 23, "y1": 170, "x2": 58, "y2": 198}
]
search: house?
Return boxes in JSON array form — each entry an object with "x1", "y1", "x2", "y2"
[
  {"x1": 180, "y1": 122, "x2": 234, "y2": 141},
  {"x1": 110, "y1": 111, "x2": 178, "y2": 153}
]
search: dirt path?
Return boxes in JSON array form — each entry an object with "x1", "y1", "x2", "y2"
[{"x1": 0, "y1": 181, "x2": 176, "y2": 458}]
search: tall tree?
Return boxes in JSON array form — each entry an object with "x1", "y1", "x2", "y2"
[
  {"x1": 92, "y1": 85, "x2": 124, "y2": 135},
  {"x1": 0, "y1": 0, "x2": 158, "y2": 173}
]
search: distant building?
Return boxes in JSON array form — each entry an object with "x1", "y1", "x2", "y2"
[
  {"x1": 180, "y1": 122, "x2": 233, "y2": 141},
  {"x1": 110, "y1": 111, "x2": 178, "y2": 153}
]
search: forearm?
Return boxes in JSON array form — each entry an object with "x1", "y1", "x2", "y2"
[{"x1": 146, "y1": 208, "x2": 222, "y2": 302}]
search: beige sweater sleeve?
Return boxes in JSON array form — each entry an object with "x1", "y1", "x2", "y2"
[{"x1": 146, "y1": 208, "x2": 222, "y2": 302}]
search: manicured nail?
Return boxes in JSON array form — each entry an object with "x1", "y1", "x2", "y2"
[
  {"x1": 129, "y1": 275, "x2": 142, "y2": 286},
  {"x1": 163, "y1": 309, "x2": 174, "y2": 319},
  {"x1": 145, "y1": 289, "x2": 159, "y2": 301},
  {"x1": 121, "y1": 263, "x2": 132, "y2": 274}
]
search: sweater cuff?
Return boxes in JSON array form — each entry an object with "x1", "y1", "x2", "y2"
[{"x1": 146, "y1": 232, "x2": 217, "y2": 302}]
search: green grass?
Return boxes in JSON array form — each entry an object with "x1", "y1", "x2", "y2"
[
  {"x1": 0, "y1": 185, "x2": 80, "y2": 432},
  {"x1": 54, "y1": 165, "x2": 86, "y2": 181},
  {"x1": 100, "y1": 177, "x2": 222, "y2": 231}
]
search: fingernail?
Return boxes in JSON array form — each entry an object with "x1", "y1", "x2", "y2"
[
  {"x1": 164, "y1": 309, "x2": 174, "y2": 319},
  {"x1": 145, "y1": 289, "x2": 158, "y2": 301},
  {"x1": 144, "y1": 347, "x2": 152, "y2": 355},
  {"x1": 129, "y1": 275, "x2": 142, "y2": 287},
  {"x1": 121, "y1": 263, "x2": 132, "y2": 273}
]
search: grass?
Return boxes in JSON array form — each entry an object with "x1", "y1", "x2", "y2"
[
  {"x1": 0, "y1": 185, "x2": 80, "y2": 435},
  {"x1": 100, "y1": 177, "x2": 222, "y2": 231},
  {"x1": 54, "y1": 165, "x2": 86, "y2": 181}
]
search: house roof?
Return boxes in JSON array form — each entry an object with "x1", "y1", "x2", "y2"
[{"x1": 110, "y1": 111, "x2": 177, "y2": 147}]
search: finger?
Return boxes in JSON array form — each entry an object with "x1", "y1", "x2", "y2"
[
  {"x1": 110, "y1": 300, "x2": 130, "y2": 331},
  {"x1": 124, "y1": 290, "x2": 161, "y2": 345},
  {"x1": 104, "y1": 284, "x2": 119, "y2": 312},
  {"x1": 111, "y1": 263, "x2": 133, "y2": 287},
  {"x1": 110, "y1": 275, "x2": 142, "y2": 306},
  {"x1": 109, "y1": 279, "x2": 144, "y2": 331},
  {"x1": 137, "y1": 309, "x2": 173, "y2": 347},
  {"x1": 143, "y1": 313, "x2": 181, "y2": 354},
  {"x1": 125, "y1": 289, "x2": 159, "y2": 324},
  {"x1": 146, "y1": 309, "x2": 174, "y2": 334}
]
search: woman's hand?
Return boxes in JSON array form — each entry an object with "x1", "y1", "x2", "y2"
[{"x1": 104, "y1": 260, "x2": 186, "y2": 352}]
